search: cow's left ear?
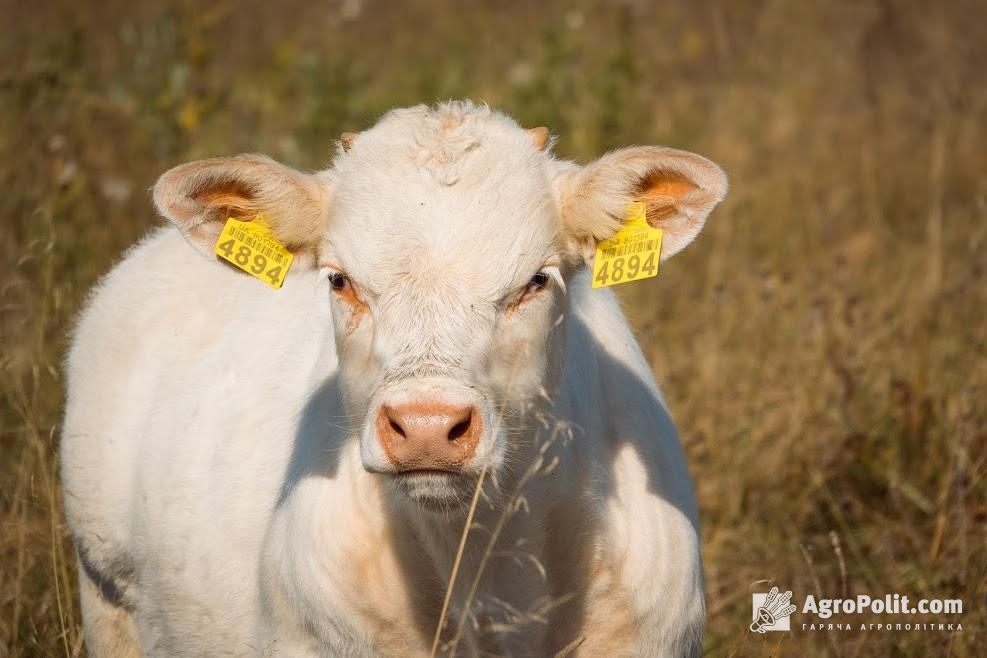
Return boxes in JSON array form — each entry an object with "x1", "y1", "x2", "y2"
[
  {"x1": 553, "y1": 146, "x2": 727, "y2": 264},
  {"x1": 153, "y1": 154, "x2": 333, "y2": 265}
]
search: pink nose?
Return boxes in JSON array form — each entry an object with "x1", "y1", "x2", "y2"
[{"x1": 376, "y1": 401, "x2": 481, "y2": 472}]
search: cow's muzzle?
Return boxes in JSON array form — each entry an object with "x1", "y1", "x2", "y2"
[{"x1": 374, "y1": 399, "x2": 481, "y2": 473}]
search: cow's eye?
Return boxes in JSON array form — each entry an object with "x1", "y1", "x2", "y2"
[
  {"x1": 527, "y1": 271, "x2": 550, "y2": 291},
  {"x1": 506, "y1": 266, "x2": 559, "y2": 313},
  {"x1": 328, "y1": 272, "x2": 352, "y2": 292}
]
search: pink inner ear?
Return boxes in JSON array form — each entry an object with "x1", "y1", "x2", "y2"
[
  {"x1": 638, "y1": 171, "x2": 698, "y2": 226},
  {"x1": 198, "y1": 181, "x2": 259, "y2": 221}
]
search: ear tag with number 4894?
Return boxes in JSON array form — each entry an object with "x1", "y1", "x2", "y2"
[
  {"x1": 592, "y1": 201, "x2": 663, "y2": 288},
  {"x1": 214, "y1": 215, "x2": 294, "y2": 289}
]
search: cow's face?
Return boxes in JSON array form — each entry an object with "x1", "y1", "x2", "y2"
[
  {"x1": 153, "y1": 102, "x2": 727, "y2": 510},
  {"x1": 321, "y1": 108, "x2": 568, "y2": 506}
]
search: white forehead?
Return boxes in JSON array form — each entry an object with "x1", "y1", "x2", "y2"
[{"x1": 325, "y1": 102, "x2": 559, "y2": 296}]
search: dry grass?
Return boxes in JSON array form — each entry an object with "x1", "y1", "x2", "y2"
[{"x1": 1, "y1": 0, "x2": 985, "y2": 655}]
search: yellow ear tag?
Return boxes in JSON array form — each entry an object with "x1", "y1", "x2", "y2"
[
  {"x1": 214, "y1": 215, "x2": 294, "y2": 289},
  {"x1": 591, "y1": 201, "x2": 663, "y2": 288}
]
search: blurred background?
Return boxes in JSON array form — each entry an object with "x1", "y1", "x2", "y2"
[{"x1": 2, "y1": 0, "x2": 984, "y2": 655}]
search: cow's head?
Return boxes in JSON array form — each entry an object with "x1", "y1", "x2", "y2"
[{"x1": 154, "y1": 102, "x2": 726, "y2": 509}]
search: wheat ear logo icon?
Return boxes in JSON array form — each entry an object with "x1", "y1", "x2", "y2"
[{"x1": 751, "y1": 587, "x2": 796, "y2": 633}]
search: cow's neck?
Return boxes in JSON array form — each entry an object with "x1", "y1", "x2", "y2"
[{"x1": 373, "y1": 393, "x2": 589, "y2": 624}]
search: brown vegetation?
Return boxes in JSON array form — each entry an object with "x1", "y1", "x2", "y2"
[{"x1": 2, "y1": 0, "x2": 984, "y2": 655}]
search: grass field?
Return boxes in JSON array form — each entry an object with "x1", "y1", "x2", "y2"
[{"x1": 2, "y1": 0, "x2": 984, "y2": 655}]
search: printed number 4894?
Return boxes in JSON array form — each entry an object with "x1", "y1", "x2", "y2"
[
  {"x1": 595, "y1": 252, "x2": 656, "y2": 286},
  {"x1": 216, "y1": 239, "x2": 283, "y2": 285}
]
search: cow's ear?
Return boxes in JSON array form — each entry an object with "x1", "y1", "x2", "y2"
[
  {"x1": 553, "y1": 146, "x2": 727, "y2": 264},
  {"x1": 153, "y1": 154, "x2": 332, "y2": 264}
]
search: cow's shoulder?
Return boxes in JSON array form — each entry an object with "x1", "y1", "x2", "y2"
[{"x1": 68, "y1": 227, "x2": 215, "y2": 367}]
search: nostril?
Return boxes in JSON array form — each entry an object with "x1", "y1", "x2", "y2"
[
  {"x1": 388, "y1": 417, "x2": 406, "y2": 439},
  {"x1": 447, "y1": 414, "x2": 472, "y2": 443}
]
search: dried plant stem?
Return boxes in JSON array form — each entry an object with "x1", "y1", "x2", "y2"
[
  {"x1": 553, "y1": 635, "x2": 585, "y2": 658},
  {"x1": 429, "y1": 464, "x2": 488, "y2": 658},
  {"x1": 445, "y1": 425, "x2": 561, "y2": 656}
]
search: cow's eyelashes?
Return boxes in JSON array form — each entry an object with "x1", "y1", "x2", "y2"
[
  {"x1": 508, "y1": 269, "x2": 553, "y2": 311},
  {"x1": 528, "y1": 271, "x2": 550, "y2": 291},
  {"x1": 328, "y1": 272, "x2": 352, "y2": 293}
]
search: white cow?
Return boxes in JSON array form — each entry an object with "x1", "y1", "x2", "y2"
[{"x1": 62, "y1": 101, "x2": 726, "y2": 657}]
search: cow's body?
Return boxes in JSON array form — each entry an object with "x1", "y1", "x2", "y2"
[{"x1": 62, "y1": 102, "x2": 724, "y2": 657}]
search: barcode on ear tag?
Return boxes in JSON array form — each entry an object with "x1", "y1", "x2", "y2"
[
  {"x1": 592, "y1": 202, "x2": 663, "y2": 289},
  {"x1": 214, "y1": 216, "x2": 294, "y2": 289}
]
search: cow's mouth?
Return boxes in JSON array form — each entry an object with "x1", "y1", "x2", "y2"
[{"x1": 388, "y1": 470, "x2": 478, "y2": 511}]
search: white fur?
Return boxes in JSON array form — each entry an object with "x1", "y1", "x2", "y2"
[{"x1": 62, "y1": 101, "x2": 726, "y2": 657}]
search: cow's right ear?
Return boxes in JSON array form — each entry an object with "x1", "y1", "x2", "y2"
[{"x1": 153, "y1": 154, "x2": 332, "y2": 264}]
